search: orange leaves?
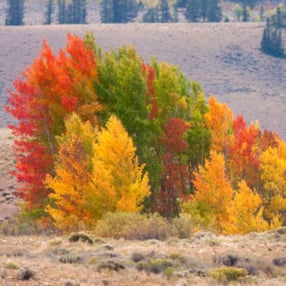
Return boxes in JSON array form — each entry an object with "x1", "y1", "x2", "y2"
[{"x1": 205, "y1": 95, "x2": 233, "y2": 153}]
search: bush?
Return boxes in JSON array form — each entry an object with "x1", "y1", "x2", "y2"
[
  {"x1": 170, "y1": 214, "x2": 194, "y2": 238},
  {"x1": 94, "y1": 212, "x2": 170, "y2": 240},
  {"x1": 209, "y1": 267, "x2": 248, "y2": 283},
  {"x1": 68, "y1": 232, "x2": 94, "y2": 244},
  {"x1": 137, "y1": 258, "x2": 174, "y2": 274}
]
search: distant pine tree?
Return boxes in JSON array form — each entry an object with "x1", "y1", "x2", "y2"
[
  {"x1": 261, "y1": 7, "x2": 284, "y2": 57},
  {"x1": 207, "y1": 0, "x2": 222, "y2": 22},
  {"x1": 142, "y1": 7, "x2": 159, "y2": 23},
  {"x1": 159, "y1": 0, "x2": 171, "y2": 23},
  {"x1": 185, "y1": 0, "x2": 200, "y2": 22},
  {"x1": 57, "y1": 0, "x2": 87, "y2": 24},
  {"x1": 100, "y1": 0, "x2": 138, "y2": 23},
  {"x1": 5, "y1": 0, "x2": 25, "y2": 26},
  {"x1": 58, "y1": 0, "x2": 66, "y2": 24},
  {"x1": 44, "y1": 0, "x2": 54, "y2": 25}
]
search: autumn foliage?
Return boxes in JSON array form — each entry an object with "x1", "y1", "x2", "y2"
[{"x1": 5, "y1": 33, "x2": 286, "y2": 233}]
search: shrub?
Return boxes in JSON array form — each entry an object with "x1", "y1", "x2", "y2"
[
  {"x1": 94, "y1": 212, "x2": 170, "y2": 240},
  {"x1": 170, "y1": 214, "x2": 194, "y2": 238},
  {"x1": 68, "y1": 232, "x2": 94, "y2": 244},
  {"x1": 137, "y1": 258, "x2": 174, "y2": 274},
  {"x1": 209, "y1": 267, "x2": 248, "y2": 283},
  {"x1": 5, "y1": 262, "x2": 19, "y2": 269}
]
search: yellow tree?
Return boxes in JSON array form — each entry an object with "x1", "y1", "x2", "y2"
[
  {"x1": 94, "y1": 115, "x2": 151, "y2": 212},
  {"x1": 45, "y1": 114, "x2": 96, "y2": 231},
  {"x1": 260, "y1": 142, "x2": 286, "y2": 228},
  {"x1": 204, "y1": 95, "x2": 233, "y2": 153},
  {"x1": 226, "y1": 180, "x2": 268, "y2": 234},
  {"x1": 192, "y1": 151, "x2": 234, "y2": 233}
]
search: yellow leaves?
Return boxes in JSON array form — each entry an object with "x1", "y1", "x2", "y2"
[
  {"x1": 46, "y1": 114, "x2": 150, "y2": 231},
  {"x1": 226, "y1": 181, "x2": 268, "y2": 234},
  {"x1": 260, "y1": 145, "x2": 286, "y2": 226},
  {"x1": 95, "y1": 116, "x2": 150, "y2": 213},
  {"x1": 192, "y1": 151, "x2": 234, "y2": 233}
]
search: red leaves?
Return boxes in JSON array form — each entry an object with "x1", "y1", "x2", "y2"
[
  {"x1": 162, "y1": 118, "x2": 190, "y2": 154},
  {"x1": 5, "y1": 34, "x2": 99, "y2": 211},
  {"x1": 142, "y1": 63, "x2": 157, "y2": 119},
  {"x1": 227, "y1": 115, "x2": 260, "y2": 188},
  {"x1": 153, "y1": 118, "x2": 190, "y2": 217}
]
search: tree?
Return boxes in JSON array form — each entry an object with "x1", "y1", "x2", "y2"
[
  {"x1": 100, "y1": 0, "x2": 138, "y2": 23},
  {"x1": 46, "y1": 114, "x2": 150, "y2": 230},
  {"x1": 227, "y1": 115, "x2": 260, "y2": 189},
  {"x1": 261, "y1": 7, "x2": 284, "y2": 57},
  {"x1": 207, "y1": 0, "x2": 222, "y2": 22},
  {"x1": 185, "y1": 0, "x2": 200, "y2": 22},
  {"x1": 57, "y1": 0, "x2": 66, "y2": 24},
  {"x1": 204, "y1": 95, "x2": 233, "y2": 153},
  {"x1": 153, "y1": 118, "x2": 190, "y2": 217},
  {"x1": 159, "y1": 0, "x2": 171, "y2": 22},
  {"x1": 260, "y1": 143, "x2": 286, "y2": 227},
  {"x1": 233, "y1": 4, "x2": 243, "y2": 21},
  {"x1": 5, "y1": 34, "x2": 99, "y2": 211},
  {"x1": 192, "y1": 151, "x2": 234, "y2": 233},
  {"x1": 46, "y1": 114, "x2": 96, "y2": 231},
  {"x1": 242, "y1": 4, "x2": 250, "y2": 22},
  {"x1": 5, "y1": 0, "x2": 25, "y2": 26},
  {"x1": 58, "y1": 0, "x2": 87, "y2": 24},
  {"x1": 94, "y1": 115, "x2": 150, "y2": 212},
  {"x1": 44, "y1": 0, "x2": 54, "y2": 25},
  {"x1": 143, "y1": 7, "x2": 159, "y2": 22},
  {"x1": 226, "y1": 181, "x2": 268, "y2": 234}
]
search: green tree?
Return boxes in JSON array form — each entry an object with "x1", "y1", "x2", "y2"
[
  {"x1": 5, "y1": 0, "x2": 25, "y2": 26},
  {"x1": 242, "y1": 4, "x2": 250, "y2": 22},
  {"x1": 185, "y1": 0, "x2": 200, "y2": 22},
  {"x1": 159, "y1": 0, "x2": 171, "y2": 22},
  {"x1": 44, "y1": 0, "x2": 54, "y2": 25},
  {"x1": 233, "y1": 4, "x2": 243, "y2": 21},
  {"x1": 261, "y1": 7, "x2": 284, "y2": 57},
  {"x1": 207, "y1": 0, "x2": 222, "y2": 22},
  {"x1": 143, "y1": 7, "x2": 159, "y2": 22},
  {"x1": 100, "y1": 0, "x2": 138, "y2": 23},
  {"x1": 57, "y1": 0, "x2": 87, "y2": 24}
]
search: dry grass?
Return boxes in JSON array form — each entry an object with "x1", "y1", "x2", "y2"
[{"x1": 0, "y1": 229, "x2": 285, "y2": 285}]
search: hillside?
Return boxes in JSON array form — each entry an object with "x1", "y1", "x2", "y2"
[{"x1": 0, "y1": 23, "x2": 285, "y2": 139}]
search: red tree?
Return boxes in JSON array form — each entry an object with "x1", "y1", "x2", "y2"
[
  {"x1": 153, "y1": 118, "x2": 190, "y2": 217},
  {"x1": 5, "y1": 34, "x2": 99, "y2": 211}
]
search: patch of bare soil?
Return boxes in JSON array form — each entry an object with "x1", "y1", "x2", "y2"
[
  {"x1": 0, "y1": 128, "x2": 19, "y2": 222},
  {"x1": 0, "y1": 23, "x2": 286, "y2": 139},
  {"x1": 0, "y1": 230, "x2": 286, "y2": 285}
]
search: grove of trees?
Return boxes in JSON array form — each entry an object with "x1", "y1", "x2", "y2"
[
  {"x1": 5, "y1": 32, "x2": 286, "y2": 234},
  {"x1": 4, "y1": 0, "x2": 278, "y2": 25},
  {"x1": 261, "y1": 5, "x2": 285, "y2": 57},
  {"x1": 5, "y1": 0, "x2": 25, "y2": 25}
]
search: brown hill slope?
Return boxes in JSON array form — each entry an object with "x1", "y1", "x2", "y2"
[{"x1": 0, "y1": 23, "x2": 285, "y2": 138}]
